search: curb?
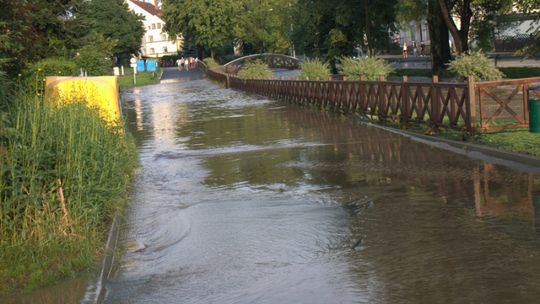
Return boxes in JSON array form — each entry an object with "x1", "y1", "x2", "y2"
[
  {"x1": 80, "y1": 216, "x2": 120, "y2": 304},
  {"x1": 368, "y1": 123, "x2": 540, "y2": 175}
]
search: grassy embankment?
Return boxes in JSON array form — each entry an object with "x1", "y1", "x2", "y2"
[
  {"x1": 0, "y1": 89, "x2": 138, "y2": 293},
  {"x1": 119, "y1": 67, "x2": 162, "y2": 89}
]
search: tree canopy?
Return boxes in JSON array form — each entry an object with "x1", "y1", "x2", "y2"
[{"x1": 0, "y1": 0, "x2": 144, "y2": 75}]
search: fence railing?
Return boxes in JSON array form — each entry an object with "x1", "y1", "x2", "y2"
[
  {"x1": 203, "y1": 67, "x2": 540, "y2": 133},
  {"x1": 475, "y1": 77, "x2": 540, "y2": 131}
]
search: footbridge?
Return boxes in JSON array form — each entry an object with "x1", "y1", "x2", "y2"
[{"x1": 224, "y1": 53, "x2": 302, "y2": 74}]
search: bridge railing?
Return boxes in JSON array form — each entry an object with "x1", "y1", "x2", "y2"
[{"x1": 204, "y1": 67, "x2": 540, "y2": 133}]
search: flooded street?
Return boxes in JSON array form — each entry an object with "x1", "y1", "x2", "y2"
[{"x1": 103, "y1": 76, "x2": 540, "y2": 304}]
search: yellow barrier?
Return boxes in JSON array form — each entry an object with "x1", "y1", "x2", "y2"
[{"x1": 45, "y1": 76, "x2": 121, "y2": 125}]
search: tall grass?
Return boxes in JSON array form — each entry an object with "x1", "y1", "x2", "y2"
[{"x1": 0, "y1": 91, "x2": 138, "y2": 292}]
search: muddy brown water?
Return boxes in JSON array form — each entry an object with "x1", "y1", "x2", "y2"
[
  {"x1": 4, "y1": 76, "x2": 540, "y2": 303},
  {"x1": 102, "y1": 78, "x2": 540, "y2": 304}
]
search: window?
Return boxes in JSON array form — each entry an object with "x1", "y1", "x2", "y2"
[
  {"x1": 148, "y1": 35, "x2": 153, "y2": 42},
  {"x1": 149, "y1": 48, "x2": 155, "y2": 54},
  {"x1": 163, "y1": 46, "x2": 168, "y2": 53},
  {"x1": 148, "y1": 26, "x2": 151, "y2": 30},
  {"x1": 151, "y1": 23, "x2": 156, "y2": 30},
  {"x1": 161, "y1": 34, "x2": 167, "y2": 41},
  {"x1": 157, "y1": 23, "x2": 162, "y2": 29}
]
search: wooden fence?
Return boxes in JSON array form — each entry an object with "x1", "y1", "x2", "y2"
[
  {"x1": 476, "y1": 77, "x2": 540, "y2": 131},
  {"x1": 202, "y1": 65, "x2": 540, "y2": 133}
]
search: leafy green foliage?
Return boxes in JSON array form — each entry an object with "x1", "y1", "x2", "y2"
[
  {"x1": 299, "y1": 59, "x2": 331, "y2": 80},
  {"x1": 448, "y1": 52, "x2": 504, "y2": 81},
  {"x1": 0, "y1": 0, "x2": 80, "y2": 75},
  {"x1": 340, "y1": 57, "x2": 394, "y2": 80},
  {"x1": 76, "y1": 0, "x2": 144, "y2": 59},
  {"x1": 163, "y1": 0, "x2": 236, "y2": 58},
  {"x1": 32, "y1": 58, "x2": 79, "y2": 77},
  {"x1": 237, "y1": 60, "x2": 273, "y2": 79},
  {"x1": 233, "y1": 0, "x2": 292, "y2": 53},
  {"x1": 292, "y1": 0, "x2": 398, "y2": 63},
  {"x1": 74, "y1": 34, "x2": 116, "y2": 76}
]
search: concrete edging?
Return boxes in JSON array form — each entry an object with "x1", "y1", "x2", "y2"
[{"x1": 368, "y1": 123, "x2": 540, "y2": 175}]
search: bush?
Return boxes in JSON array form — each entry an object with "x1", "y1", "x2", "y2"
[
  {"x1": 447, "y1": 51, "x2": 504, "y2": 81},
  {"x1": 340, "y1": 56, "x2": 394, "y2": 80},
  {"x1": 31, "y1": 57, "x2": 79, "y2": 77},
  {"x1": 237, "y1": 59, "x2": 273, "y2": 80},
  {"x1": 203, "y1": 58, "x2": 220, "y2": 69},
  {"x1": 74, "y1": 33, "x2": 116, "y2": 76},
  {"x1": 299, "y1": 58, "x2": 331, "y2": 80},
  {"x1": 75, "y1": 45, "x2": 113, "y2": 76}
]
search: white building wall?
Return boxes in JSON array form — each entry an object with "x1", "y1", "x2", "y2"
[{"x1": 126, "y1": 1, "x2": 181, "y2": 58}]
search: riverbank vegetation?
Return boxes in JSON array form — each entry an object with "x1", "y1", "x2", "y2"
[
  {"x1": 0, "y1": 0, "x2": 144, "y2": 294},
  {"x1": 0, "y1": 88, "x2": 138, "y2": 293}
]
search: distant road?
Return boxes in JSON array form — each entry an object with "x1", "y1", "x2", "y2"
[{"x1": 160, "y1": 67, "x2": 205, "y2": 83}]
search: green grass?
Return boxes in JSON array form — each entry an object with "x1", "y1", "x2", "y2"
[
  {"x1": 499, "y1": 67, "x2": 540, "y2": 79},
  {"x1": 119, "y1": 67, "x2": 162, "y2": 89},
  {"x1": 469, "y1": 129, "x2": 540, "y2": 157},
  {"x1": 398, "y1": 123, "x2": 540, "y2": 157},
  {"x1": 392, "y1": 67, "x2": 540, "y2": 79},
  {"x1": 0, "y1": 91, "x2": 138, "y2": 294}
]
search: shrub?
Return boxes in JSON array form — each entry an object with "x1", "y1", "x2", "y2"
[
  {"x1": 448, "y1": 51, "x2": 504, "y2": 81},
  {"x1": 299, "y1": 58, "x2": 331, "y2": 80},
  {"x1": 32, "y1": 57, "x2": 79, "y2": 77},
  {"x1": 74, "y1": 33, "x2": 116, "y2": 76},
  {"x1": 75, "y1": 45, "x2": 113, "y2": 76},
  {"x1": 203, "y1": 58, "x2": 220, "y2": 69},
  {"x1": 237, "y1": 60, "x2": 273, "y2": 80},
  {"x1": 340, "y1": 56, "x2": 394, "y2": 80}
]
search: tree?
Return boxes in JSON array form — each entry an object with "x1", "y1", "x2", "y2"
[
  {"x1": 292, "y1": 0, "x2": 397, "y2": 64},
  {"x1": 0, "y1": 0, "x2": 80, "y2": 75},
  {"x1": 437, "y1": 0, "x2": 512, "y2": 54},
  {"x1": 163, "y1": 0, "x2": 237, "y2": 58},
  {"x1": 428, "y1": 0, "x2": 452, "y2": 73},
  {"x1": 514, "y1": 0, "x2": 540, "y2": 56},
  {"x1": 76, "y1": 0, "x2": 144, "y2": 60},
  {"x1": 233, "y1": 0, "x2": 292, "y2": 54},
  {"x1": 396, "y1": 0, "x2": 428, "y2": 42}
]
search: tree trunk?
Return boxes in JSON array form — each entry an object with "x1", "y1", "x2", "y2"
[
  {"x1": 428, "y1": 0, "x2": 452, "y2": 75},
  {"x1": 418, "y1": 21, "x2": 423, "y2": 42},
  {"x1": 437, "y1": 0, "x2": 472, "y2": 54}
]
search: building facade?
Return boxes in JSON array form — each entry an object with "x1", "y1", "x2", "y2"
[{"x1": 126, "y1": 0, "x2": 182, "y2": 58}]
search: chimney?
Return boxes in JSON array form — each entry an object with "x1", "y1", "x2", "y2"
[{"x1": 153, "y1": 0, "x2": 159, "y2": 8}]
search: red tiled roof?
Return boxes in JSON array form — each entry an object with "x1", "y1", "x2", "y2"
[{"x1": 130, "y1": 0, "x2": 163, "y2": 17}]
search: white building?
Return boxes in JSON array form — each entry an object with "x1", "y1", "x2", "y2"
[{"x1": 126, "y1": 0, "x2": 182, "y2": 58}]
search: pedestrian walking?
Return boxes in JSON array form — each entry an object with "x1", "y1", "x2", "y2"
[
  {"x1": 402, "y1": 42, "x2": 408, "y2": 58},
  {"x1": 420, "y1": 41, "x2": 425, "y2": 56},
  {"x1": 413, "y1": 41, "x2": 418, "y2": 57}
]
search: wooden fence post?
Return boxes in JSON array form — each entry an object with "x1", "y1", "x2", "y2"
[
  {"x1": 379, "y1": 75, "x2": 387, "y2": 119},
  {"x1": 401, "y1": 76, "x2": 409, "y2": 123},
  {"x1": 467, "y1": 77, "x2": 477, "y2": 133},
  {"x1": 431, "y1": 75, "x2": 439, "y2": 126}
]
